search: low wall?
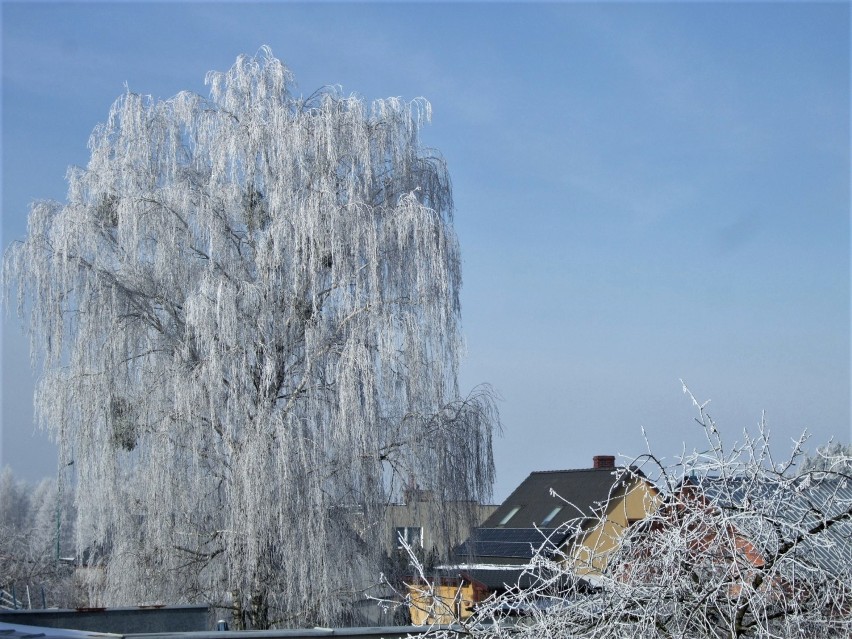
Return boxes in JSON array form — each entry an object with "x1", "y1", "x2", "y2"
[
  {"x1": 0, "y1": 620, "x2": 465, "y2": 639},
  {"x1": 130, "y1": 627, "x2": 460, "y2": 639},
  {"x1": 0, "y1": 605, "x2": 211, "y2": 633},
  {"x1": 131, "y1": 626, "x2": 466, "y2": 639}
]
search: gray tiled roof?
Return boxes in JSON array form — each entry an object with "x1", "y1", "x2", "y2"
[
  {"x1": 481, "y1": 467, "x2": 638, "y2": 530},
  {"x1": 453, "y1": 527, "x2": 572, "y2": 563},
  {"x1": 455, "y1": 466, "x2": 645, "y2": 565}
]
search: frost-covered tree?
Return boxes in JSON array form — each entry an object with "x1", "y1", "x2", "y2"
[
  {"x1": 0, "y1": 468, "x2": 76, "y2": 608},
  {"x1": 409, "y1": 390, "x2": 852, "y2": 639},
  {"x1": 798, "y1": 442, "x2": 852, "y2": 476},
  {"x1": 3, "y1": 48, "x2": 496, "y2": 628}
]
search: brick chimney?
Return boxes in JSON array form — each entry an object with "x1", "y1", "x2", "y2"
[{"x1": 593, "y1": 455, "x2": 616, "y2": 469}]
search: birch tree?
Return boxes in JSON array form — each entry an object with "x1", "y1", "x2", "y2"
[{"x1": 4, "y1": 47, "x2": 496, "y2": 628}]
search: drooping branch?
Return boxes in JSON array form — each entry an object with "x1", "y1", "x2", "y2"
[{"x1": 3, "y1": 47, "x2": 496, "y2": 628}]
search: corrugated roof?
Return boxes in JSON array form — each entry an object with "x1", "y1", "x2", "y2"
[{"x1": 694, "y1": 474, "x2": 852, "y2": 578}]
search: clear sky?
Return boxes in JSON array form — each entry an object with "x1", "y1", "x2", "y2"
[{"x1": 2, "y1": 2, "x2": 849, "y2": 501}]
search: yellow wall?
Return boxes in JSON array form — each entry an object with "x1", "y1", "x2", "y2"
[
  {"x1": 407, "y1": 582, "x2": 478, "y2": 625},
  {"x1": 568, "y1": 477, "x2": 659, "y2": 577}
]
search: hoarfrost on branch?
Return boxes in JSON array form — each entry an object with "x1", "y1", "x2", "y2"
[
  {"x1": 408, "y1": 391, "x2": 852, "y2": 639},
  {"x1": 4, "y1": 47, "x2": 496, "y2": 628}
]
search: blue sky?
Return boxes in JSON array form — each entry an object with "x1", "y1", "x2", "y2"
[{"x1": 2, "y1": 2, "x2": 849, "y2": 500}]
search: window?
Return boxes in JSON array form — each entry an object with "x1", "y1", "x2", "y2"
[
  {"x1": 541, "y1": 506, "x2": 563, "y2": 527},
  {"x1": 498, "y1": 505, "x2": 522, "y2": 526},
  {"x1": 395, "y1": 526, "x2": 422, "y2": 549}
]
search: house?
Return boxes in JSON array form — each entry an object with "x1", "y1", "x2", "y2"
[
  {"x1": 460, "y1": 456, "x2": 659, "y2": 579},
  {"x1": 406, "y1": 456, "x2": 660, "y2": 624},
  {"x1": 559, "y1": 458, "x2": 661, "y2": 581},
  {"x1": 374, "y1": 487, "x2": 496, "y2": 625},
  {"x1": 608, "y1": 471, "x2": 852, "y2": 635},
  {"x1": 384, "y1": 486, "x2": 497, "y2": 558},
  {"x1": 668, "y1": 473, "x2": 852, "y2": 592}
]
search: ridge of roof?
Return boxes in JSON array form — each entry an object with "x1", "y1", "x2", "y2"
[
  {"x1": 531, "y1": 463, "x2": 650, "y2": 473},
  {"x1": 463, "y1": 527, "x2": 565, "y2": 534},
  {"x1": 528, "y1": 467, "x2": 631, "y2": 474}
]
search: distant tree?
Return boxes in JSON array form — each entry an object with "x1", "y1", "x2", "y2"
[
  {"x1": 798, "y1": 442, "x2": 852, "y2": 476},
  {"x1": 0, "y1": 467, "x2": 29, "y2": 531},
  {"x1": 3, "y1": 48, "x2": 497, "y2": 628},
  {"x1": 0, "y1": 468, "x2": 76, "y2": 607},
  {"x1": 407, "y1": 390, "x2": 852, "y2": 639}
]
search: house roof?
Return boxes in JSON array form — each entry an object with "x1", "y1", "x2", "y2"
[
  {"x1": 453, "y1": 527, "x2": 573, "y2": 564},
  {"x1": 689, "y1": 473, "x2": 852, "y2": 578},
  {"x1": 480, "y1": 467, "x2": 642, "y2": 530},
  {"x1": 460, "y1": 566, "x2": 541, "y2": 591},
  {"x1": 429, "y1": 564, "x2": 598, "y2": 596},
  {"x1": 453, "y1": 465, "x2": 650, "y2": 566}
]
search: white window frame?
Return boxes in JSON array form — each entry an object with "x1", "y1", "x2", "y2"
[{"x1": 395, "y1": 526, "x2": 423, "y2": 549}]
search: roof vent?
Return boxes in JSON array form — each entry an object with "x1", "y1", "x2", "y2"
[{"x1": 593, "y1": 455, "x2": 616, "y2": 469}]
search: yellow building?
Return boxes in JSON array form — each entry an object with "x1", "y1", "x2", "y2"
[
  {"x1": 562, "y1": 465, "x2": 660, "y2": 580},
  {"x1": 407, "y1": 456, "x2": 659, "y2": 624}
]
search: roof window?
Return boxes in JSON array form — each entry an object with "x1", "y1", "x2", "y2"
[
  {"x1": 498, "y1": 505, "x2": 522, "y2": 526},
  {"x1": 541, "y1": 506, "x2": 563, "y2": 527}
]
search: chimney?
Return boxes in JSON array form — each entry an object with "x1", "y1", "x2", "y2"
[{"x1": 593, "y1": 455, "x2": 616, "y2": 469}]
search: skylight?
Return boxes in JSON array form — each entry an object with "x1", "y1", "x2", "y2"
[
  {"x1": 541, "y1": 506, "x2": 563, "y2": 527},
  {"x1": 498, "y1": 505, "x2": 522, "y2": 526}
]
